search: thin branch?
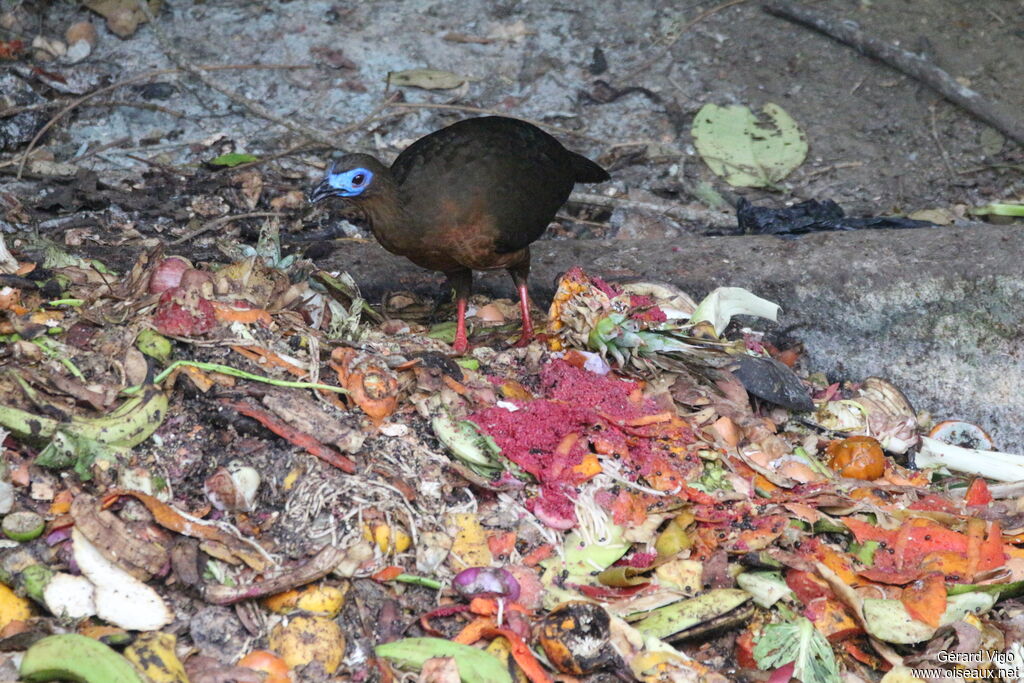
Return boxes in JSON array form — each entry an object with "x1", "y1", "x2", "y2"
[
  {"x1": 89, "y1": 100, "x2": 185, "y2": 118},
  {"x1": 763, "y1": 0, "x2": 1024, "y2": 146},
  {"x1": 75, "y1": 136, "x2": 132, "y2": 162},
  {"x1": 169, "y1": 212, "x2": 283, "y2": 246},
  {"x1": 568, "y1": 191, "x2": 734, "y2": 228}
]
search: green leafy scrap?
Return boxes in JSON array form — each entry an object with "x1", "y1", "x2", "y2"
[
  {"x1": 692, "y1": 103, "x2": 808, "y2": 188},
  {"x1": 970, "y1": 202, "x2": 1024, "y2": 217},
  {"x1": 376, "y1": 638, "x2": 512, "y2": 683},
  {"x1": 754, "y1": 614, "x2": 840, "y2": 683},
  {"x1": 208, "y1": 153, "x2": 259, "y2": 167},
  {"x1": 432, "y1": 414, "x2": 504, "y2": 473},
  {"x1": 35, "y1": 430, "x2": 127, "y2": 481}
]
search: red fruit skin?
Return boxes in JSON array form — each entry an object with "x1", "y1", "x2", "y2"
[
  {"x1": 964, "y1": 478, "x2": 993, "y2": 506},
  {"x1": 153, "y1": 287, "x2": 216, "y2": 336},
  {"x1": 785, "y1": 568, "x2": 835, "y2": 604},
  {"x1": 735, "y1": 629, "x2": 758, "y2": 669}
]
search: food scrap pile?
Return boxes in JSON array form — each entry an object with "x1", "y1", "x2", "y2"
[{"x1": 0, "y1": 245, "x2": 1023, "y2": 683}]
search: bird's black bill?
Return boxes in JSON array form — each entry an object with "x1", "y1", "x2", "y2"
[{"x1": 308, "y1": 179, "x2": 336, "y2": 204}]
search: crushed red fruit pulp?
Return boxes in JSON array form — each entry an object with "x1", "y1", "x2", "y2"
[{"x1": 469, "y1": 360, "x2": 701, "y2": 527}]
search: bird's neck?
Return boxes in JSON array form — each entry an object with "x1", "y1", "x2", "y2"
[{"x1": 360, "y1": 187, "x2": 417, "y2": 255}]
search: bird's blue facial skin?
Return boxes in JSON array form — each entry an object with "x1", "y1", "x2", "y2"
[{"x1": 325, "y1": 166, "x2": 374, "y2": 197}]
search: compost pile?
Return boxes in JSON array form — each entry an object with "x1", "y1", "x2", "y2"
[{"x1": 0, "y1": 232, "x2": 1023, "y2": 683}]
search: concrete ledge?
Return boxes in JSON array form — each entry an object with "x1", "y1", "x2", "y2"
[{"x1": 325, "y1": 223, "x2": 1024, "y2": 450}]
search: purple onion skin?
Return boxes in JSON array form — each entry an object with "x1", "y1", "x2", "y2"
[
  {"x1": 44, "y1": 527, "x2": 71, "y2": 546},
  {"x1": 452, "y1": 567, "x2": 521, "y2": 602}
]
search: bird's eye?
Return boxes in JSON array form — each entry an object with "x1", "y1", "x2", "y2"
[{"x1": 352, "y1": 173, "x2": 365, "y2": 186}]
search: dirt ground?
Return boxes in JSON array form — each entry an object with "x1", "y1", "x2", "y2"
[{"x1": 2, "y1": 0, "x2": 1023, "y2": 224}]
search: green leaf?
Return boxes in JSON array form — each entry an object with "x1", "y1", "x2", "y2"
[
  {"x1": 850, "y1": 539, "x2": 878, "y2": 566},
  {"x1": 542, "y1": 525, "x2": 630, "y2": 586},
  {"x1": 862, "y1": 592, "x2": 996, "y2": 644},
  {"x1": 946, "y1": 580, "x2": 1024, "y2": 600},
  {"x1": 692, "y1": 103, "x2": 808, "y2": 188},
  {"x1": 376, "y1": 638, "x2": 512, "y2": 683},
  {"x1": 754, "y1": 615, "x2": 840, "y2": 683},
  {"x1": 970, "y1": 202, "x2": 1024, "y2": 217},
  {"x1": 736, "y1": 571, "x2": 792, "y2": 608},
  {"x1": 427, "y1": 320, "x2": 458, "y2": 343},
  {"x1": 208, "y1": 153, "x2": 259, "y2": 167}
]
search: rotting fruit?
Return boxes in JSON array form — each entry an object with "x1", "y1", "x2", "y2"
[{"x1": 827, "y1": 435, "x2": 885, "y2": 480}]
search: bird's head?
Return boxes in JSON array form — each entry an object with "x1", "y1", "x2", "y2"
[{"x1": 308, "y1": 154, "x2": 390, "y2": 204}]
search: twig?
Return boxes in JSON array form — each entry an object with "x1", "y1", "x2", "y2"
[
  {"x1": 338, "y1": 92, "x2": 404, "y2": 137},
  {"x1": 763, "y1": 0, "x2": 1024, "y2": 146},
  {"x1": 74, "y1": 135, "x2": 132, "y2": 162},
  {"x1": 802, "y1": 161, "x2": 865, "y2": 180},
  {"x1": 620, "y1": 0, "x2": 750, "y2": 83},
  {"x1": 385, "y1": 101, "x2": 600, "y2": 142},
  {"x1": 555, "y1": 213, "x2": 609, "y2": 230},
  {"x1": 568, "y1": 191, "x2": 734, "y2": 228},
  {"x1": 89, "y1": 99, "x2": 185, "y2": 118},
  {"x1": 2, "y1": 99, "x2": 183, "y2": 119},
  {"x1": 957, "y1": 164, "x2": 1024, "y2": 175},
  {"x1": 168, "y1": 211, "x2": 283, "y2": 246},
  {"x1": 0, "y1": 102, "x2": 55, "y2": 117}
]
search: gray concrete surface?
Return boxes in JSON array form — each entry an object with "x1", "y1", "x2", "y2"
[{"x1": 326, "y1": 223, "x2": 1024, "y2": 451}]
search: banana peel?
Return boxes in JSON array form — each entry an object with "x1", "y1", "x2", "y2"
[
  {"x1": 19, "y1": 633, "x2": 144, "y2": 683},
  {"x1": 123, "y1": 632, "x2": 188, "y2": 683},
  {"x1": 0, "y1": 384, "x2": 168, "y2": 449}
]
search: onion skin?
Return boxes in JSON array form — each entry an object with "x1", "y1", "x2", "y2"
[
  {"x1": 148, "y1": 257, "x2": 191, "y2": 294},
  {"x1": 452, "y1": 567, "x2": 521, "y2": 602}
]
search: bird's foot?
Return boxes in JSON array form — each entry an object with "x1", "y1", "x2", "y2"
[
  {"x1": 452, "y1": 329, "x2": 472, "y2": 355},
  {"x1": 511, "y1": 333, "x2": 533, "y2": 348},
  {"x1": 452, "y1": 341, "x2": 474, "y2": 355},
  {"x1": 511, "y1": 311, "x2": 535, "y2": 348}
]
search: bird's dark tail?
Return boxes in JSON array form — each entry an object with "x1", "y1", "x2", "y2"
[{"x1": 569, "y1": 152, "x2": 610, "y2": 183}]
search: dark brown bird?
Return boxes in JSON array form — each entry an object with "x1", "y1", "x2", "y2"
[{"x1": 309, "y1": 116, "x2": 609, "y2": 353}]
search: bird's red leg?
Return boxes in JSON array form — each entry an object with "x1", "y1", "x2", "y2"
[
  {"x1": 453, "y1": 297, "x2": 469, "y2": 353},
  {"x1": 448, "y1": 270, "x2": 472, "y2": 354},
  {"x1": 509, "y1": 262, "x2": 534, "y2": 348}
]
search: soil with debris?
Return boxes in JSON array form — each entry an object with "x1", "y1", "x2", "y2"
[{"x1": 1, "y1": 1, "x2": 1024, "y2": 682}]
